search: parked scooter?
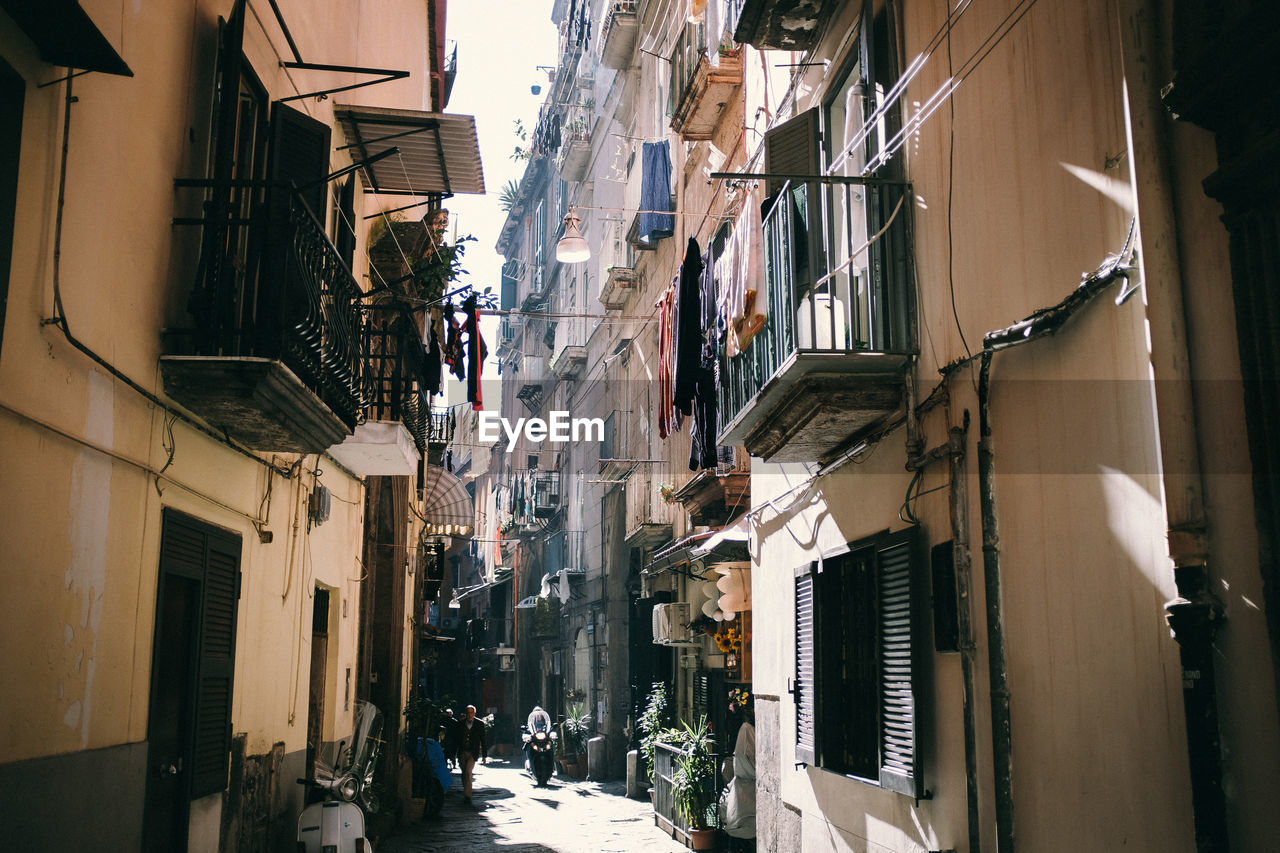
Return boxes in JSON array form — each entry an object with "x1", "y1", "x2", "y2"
[
  {"x1": 295, "y1": 779, "x2": 374, "y2": 853},
  {"x1": 296, "y1": 701, "x2": 383, "y2": 853},
  {"x1": 522, "y1": 706, "x2": 557, "y2": 786},
  {"x1": 307, "y1": 701, "x2": 384, "y2": 812}
]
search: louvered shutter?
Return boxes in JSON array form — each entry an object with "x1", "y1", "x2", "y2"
[
  {"x1": 270, "y1": 100, "x2": 332, "y2": 221},
  {"x1": 763, "y1": 107, "x2": 822, "y2": 197},
  {"x1": 190, "y1": 524, "x2": 242, "y2": 797},
  {"x1": 793, "y1": 561, "x2": 817, "y2": 765},
  {"x1": 876, "y1": 529, "x2": 922, "y2": 796}
]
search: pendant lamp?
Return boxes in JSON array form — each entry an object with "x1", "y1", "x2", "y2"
[{"x1": 556, "y1": 208, "x2": 590, "y2": 263}]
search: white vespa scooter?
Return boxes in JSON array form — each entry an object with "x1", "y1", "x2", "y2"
[{"x1": 296, "y1": 701, "x2": 381, "y2": 853}]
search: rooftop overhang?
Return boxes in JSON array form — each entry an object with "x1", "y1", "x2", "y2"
[
  {"x1": 0, "y1": 0, "x2": 133, "y2": 77},
  {"x1": 335, "y1": 105, "x2": 485, "y2": 196}
]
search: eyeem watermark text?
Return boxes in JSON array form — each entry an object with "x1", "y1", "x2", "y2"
[{"x1": 478, "y1": 411, "x2": 605, "y2": 451}]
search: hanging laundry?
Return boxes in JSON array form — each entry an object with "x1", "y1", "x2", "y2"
[
  {"x1": 425, "y1": 306, "x2": 444, "y2": 394},
  {"x1": 639, "y1": 140, "x2": 675, "y2": 245},
  {"x1": 656, "y1": 284, "x2": 683, "y2": 440},
  {"x1": 464, "y1": 293, "x2": 487, "y2": 410},
  {"x1": 719, "y1": 185, "x2": 768, "y2": 356},
  {"x1": 689, "y1": 241, "x2": 722, "y2": 471},
  {"x1": 444, "y1": 302, "x2": 466, "y2": 382},
  {"x1": 673, "y1": 237, "x2": 704, "y2": 417}
]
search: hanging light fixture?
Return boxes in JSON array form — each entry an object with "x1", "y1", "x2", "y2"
[{"x1": 555, "y1": 208, "x2": 590, "y2": 263}]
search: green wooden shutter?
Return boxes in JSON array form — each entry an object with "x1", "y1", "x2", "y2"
[
  {"x1": 876, "y1": 529, "x2": 922, "y2": 796},
  {"x1": 794, "y1": 561, "x2": 817, "y2": 765},
  {"x1": 190, "y1": 525, "x2": 242, "y2": 797},
  {"x1": 763, "y1": 107, "x2": 821, "y2": 197}
]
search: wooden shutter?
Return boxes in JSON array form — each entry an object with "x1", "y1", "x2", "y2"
[
  {"x1": 190, "y1": 524, "x2": 241, "y2": 797},
  {"x1": 876, "y1": 529, "x2": 921, "y2": 796},
  {"x1": 270, "y1": 100, "x2": 332, "y2": 221},
  {"x1": 793, "y1": 561, "x2": 817, "y2": 765},
  {"x1": 763, "y1": 107, "x2": 821, "y2": 197}
]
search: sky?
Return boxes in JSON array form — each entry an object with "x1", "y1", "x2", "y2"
[{"x1": 437, "y1": 0, "x2": 559, "y2": 410}]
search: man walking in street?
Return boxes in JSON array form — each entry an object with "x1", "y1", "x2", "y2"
[{"x1": 454, "y1": 704, "x2": 487, "y2": 806}]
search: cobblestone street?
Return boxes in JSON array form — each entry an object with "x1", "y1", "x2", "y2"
[{"x1": 378, "y1": 757, "x2": 690, "y2": 853}]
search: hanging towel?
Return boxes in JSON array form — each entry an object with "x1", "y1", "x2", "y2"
[
  {"x1": 639, "y1": 141, "x2": 675, "y2": 245},
  {"x1": 657, "y1": 284, "x2": 683, "y2": 440},
  {"x1": 719, "y1": 186, "x2": 767, "y2": 356}
]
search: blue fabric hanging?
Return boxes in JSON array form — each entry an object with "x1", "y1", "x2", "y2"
[{"x1": 639, "y1": 140, "x2": 675, "y2": 244}]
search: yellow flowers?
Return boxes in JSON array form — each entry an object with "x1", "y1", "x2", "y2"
[{"x1": 714, "y1": 624, "x2": 742, "y2": 653}]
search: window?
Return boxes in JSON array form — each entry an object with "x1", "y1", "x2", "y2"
[
  {"x1": 532, "y1": 199, "x2": 546, "y2": 270},
  {"x1": 794, "y1": 527, "x2": 924, "y2": 797}
]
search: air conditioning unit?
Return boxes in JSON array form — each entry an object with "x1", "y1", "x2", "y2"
[{"x1": 651, "y1": 602, "x2": 695, "y2": 646}]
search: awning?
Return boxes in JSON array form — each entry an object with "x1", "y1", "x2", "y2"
[
  {"x1": 334, "y1": 105, "x2": 485, "y2": 196},
  {"x1": 692, "y1": 513, "x2": 752, "y2": 556},
  {"x1": 420, "y1": 466, "x2": 474, "y2": 536},
  {"x1": 645, "y1": 529, "x2": 749, "y2": 576},
  {"x1": 0, "y1": 0, "x2": 133, "y2": 77}
]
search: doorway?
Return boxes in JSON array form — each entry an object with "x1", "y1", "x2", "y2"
[
  {"x1": 307, "y1": 587, "x2": 331, "y2": 776},
  {"x1": 142, "y1": 574, "x2": 198, "y2": 852}
]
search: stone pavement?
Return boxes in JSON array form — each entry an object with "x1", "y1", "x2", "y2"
[{"x1": 377, "y1": 756, "x2": 691, "y2": 853}]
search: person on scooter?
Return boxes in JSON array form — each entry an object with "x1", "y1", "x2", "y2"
[{"x1": 524, "y1": 706, "x2": 552, "y2": 769}]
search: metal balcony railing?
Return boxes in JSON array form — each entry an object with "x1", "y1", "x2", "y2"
[
  {"x1": 718, "y1": 178, "x2": 914, "y2": 434},
  {"x1": 175, "y1": 183, "x2": 368, "y2": 429},
  {"x1": 669, "y1": 21, "x2": 707, "y2": 116},
  {"x1": 363, "y1": 309, "x2": 432, "y2": 451},
  {"x1": 428, "y1": 408, "x2": 456, "y2": 446}
]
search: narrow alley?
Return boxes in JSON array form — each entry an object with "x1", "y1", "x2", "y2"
[{"x1": 378, "y1": 758, "x2": 687, "y2": 853}]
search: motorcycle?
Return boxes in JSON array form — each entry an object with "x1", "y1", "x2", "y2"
[
  {"x1": 521, "y1": 724, "x2": 557, "y2": 786},
  {"x1": 295, "y1": 779, "x2": 374, "y2": 853}
]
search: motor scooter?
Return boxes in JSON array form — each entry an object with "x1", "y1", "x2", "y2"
[
  {"x1": 521, "y1": 724, "x2": 557, "y2": 786},
  {"x1": 296, "y1": 701, "x2": 382, "y2": 852}
]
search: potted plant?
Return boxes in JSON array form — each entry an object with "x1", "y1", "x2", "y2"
[
  {"x1": 672, "y1": 716, "x2": 718, "y2": 850},
  {"x1": 559, "y1": 702, "x2": 592, "y2": 778},
  {"x1": 637, "y1": 682, "x2": 670, "y2": 786}
]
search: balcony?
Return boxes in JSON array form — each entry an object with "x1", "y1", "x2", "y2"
[
  {"x1": 531, "y1": 470, "x2": 562, "y2": 518},
  {"x1": 625, "y1": 466, "x2": 675, "y2": 549},
  {"x1": 599, "y1": 265, "x2": 637, "y2": 310},
  {"x1": 599, "y1": 1, "x2": 640, "y2": 69},
  {"x1": 327, "y1": 309, "x2": 431, "y2": 476},
  {"x1": 732, "y1": 0, "x2": 838, "y2": 51},
  {"x1": 598, "y1": 410, "x2": 633, "y2": 480},
  {"x1": 161, "y1": 186, "x2": 366, "y2": 453},
  {"x1": 558, "y1": 107, "x2": 593, "y2": 182},
  {"x1": 717, "y1": 179, "x2": 913, "y2": 462},
  {"x1": 551, "y1": 314, "x2": 588, "y2": 379},
  {"x1": 671, "y1": 446, "x2": 751, "y2": 526},
  {"x1": 670, "y1": 24, "x2": 743, "y2": 141}
]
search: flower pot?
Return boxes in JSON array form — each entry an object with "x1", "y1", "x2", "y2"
[{"x1": 688, "y1": 827, "x2": 716, "y2": 850}]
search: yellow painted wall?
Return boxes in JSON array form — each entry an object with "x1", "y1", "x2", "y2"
[{"x1": 0, "y1": 0, "x2": 437, "y2": 846}]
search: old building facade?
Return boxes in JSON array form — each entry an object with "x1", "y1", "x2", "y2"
[{"x1": 0, "y1": 1, "x2": 482, "y2": 849}]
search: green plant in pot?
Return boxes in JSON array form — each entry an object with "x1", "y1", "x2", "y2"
[
  {"x1": 672, "y1": 716, "x2": 718, "y2": 847},
  {"x1": 559, "y1": 702, "x2": 592, "y2": 776},
  {"x1": 637, "y1": 682, "x2": 671, "y2": 784}
]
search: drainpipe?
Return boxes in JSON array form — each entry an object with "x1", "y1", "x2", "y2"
[
  {"x1": 1117, "y1": 1, "x2": 1227, "y2": 847},
  {"x1": 976, "y1": 351, "x2": 1015, "y2": 853},
  {"x1": 948, "y1": 414, "x2": 981, "y2": 853}
]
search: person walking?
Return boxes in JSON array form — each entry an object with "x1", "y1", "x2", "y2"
[{"x1": 454, "y1": 704, "x2": 488, "y2": 806}]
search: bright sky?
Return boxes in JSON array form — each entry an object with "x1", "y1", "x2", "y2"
[{"x1": 439, "y1": 1, "x2": 559, "y2": 409}]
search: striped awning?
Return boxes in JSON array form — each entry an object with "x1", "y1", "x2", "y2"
[{"x1": 334, "y1": 105, "x2": 485, "y2": 196}]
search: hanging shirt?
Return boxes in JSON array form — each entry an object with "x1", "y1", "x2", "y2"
[
  {"x1": 720, "y1": 186, "x2": 768, "y2": 356},
  {"x1": 425, "y1": 307, "x2": 443, "y2": 395}
]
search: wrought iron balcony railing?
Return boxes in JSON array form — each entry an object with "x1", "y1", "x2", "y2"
[
  {"x1": 717, "y1": 178, "x2": 914, "y2": 460},
  {"x1": 163, "y1": 182, "x2": 369, "y2": 451},
  {"x1": 363, "y1": 308, "x2": 432, "y2": 452}
]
